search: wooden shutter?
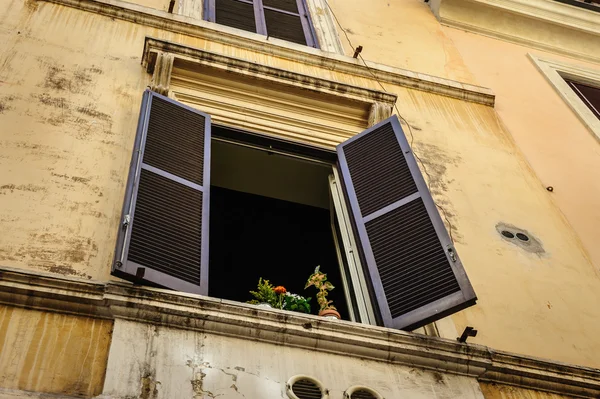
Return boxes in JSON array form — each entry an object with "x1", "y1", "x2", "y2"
[
  {"x1": 112, "y1": 90, "x2": 211, "y2": 295},
  {"x1": 262, "y1": 0, "x2": 317, "y2": 47},
  {"x1": 208, "y1": 0, "x2": 262, "y2": 34},
  {"x1": 205, "y1": 0, "x2": 318, "y2": 48},
  {"x1": 337, "y1": 116, "x2": 476, "y2": 331}
]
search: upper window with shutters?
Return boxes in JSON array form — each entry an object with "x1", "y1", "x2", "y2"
[
  {"x1": 113, "y1": 90, "x2": 477, "y2": 331},
  {"x1": 203, "y1": 0, "x2": 319, "y2": 47}
]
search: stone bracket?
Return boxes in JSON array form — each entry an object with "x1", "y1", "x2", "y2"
[
  {"x1": 368, "y1": 102, "x2": 393, "y2": 127},
  {"x1": 147, "y1": 51, "x2": 174, "y2": 96}
]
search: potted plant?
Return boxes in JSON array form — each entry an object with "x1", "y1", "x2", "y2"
[
  {"x1": 248, "y1": 279, "x2": 312, "y2": 314},
  {"x1": 305, "y1": 266, "x2": 341, "y2": 319},
  {"x1": 248, "y1": 278, "x2": 277, "y2": 308},
  {"x1": 283, "y1": 292, "x2": 311, "y2": 314}
]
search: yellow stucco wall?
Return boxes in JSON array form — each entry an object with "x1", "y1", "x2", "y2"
[
  {"x1": 0, "y1": 0, "x2": 599, "y2": 375},
  {"x1": 0, "y1": 305, "x2": 112, "y2": 397},
  {"x1": 480, "y1": 383, "x2": 575, "y2": 399},
  {"x1": 446, "y1": 27, "x2": 600, "y2": 276}
]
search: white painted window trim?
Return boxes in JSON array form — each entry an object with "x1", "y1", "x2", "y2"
[
  {"x1": 529, "y1": 53, "x2": 600, "y2": 143},
  {"x1": 303, "y1": 0, "x2": 344, "y2": 55},
  {"x1": 176, "y1": 0, "x2": 344, "y2": 54}
]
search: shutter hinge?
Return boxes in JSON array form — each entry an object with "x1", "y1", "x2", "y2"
[
  {"x1": 447, "y1": 246, "x2": 457, "y2": 262},
  {"x1": 122, "y1": 214, "x2": 131, "y2": 229}
]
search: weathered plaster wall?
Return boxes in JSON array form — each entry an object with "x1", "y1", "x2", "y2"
[
  {"x1": 102, "y1": 318, "x2": 485, "y2": 398},
  {"x1": 1, "y1": 0, "x2": 600, "y2": 375},
  {"x1": 445, "y1": 29, "x2": 600, "y2": 274},
  {"x1": 385, "y1": 86, "x2": 600, "y2": 369},
  {"x1": 480, "y1": 383, "x2": 576, "y2": 399},
  {"x1": 317, "y1": 0, "x2": 479, "y2": 84},
  {"x1": 0, "y1": 305, "x2": 112, "y2": 397}
]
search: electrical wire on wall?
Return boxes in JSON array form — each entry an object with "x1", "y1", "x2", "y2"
[{"x1": 324, "y1": 0, "x2": 456, "y2": 243}]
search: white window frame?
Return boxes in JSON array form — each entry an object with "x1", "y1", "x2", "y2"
[{"x1": 529, "y1": 53, "x2": 600, "y2": 143}]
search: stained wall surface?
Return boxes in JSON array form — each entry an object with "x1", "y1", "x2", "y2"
[
  {"x1": 0, "y1": 0, "x2": 599, "y2": 381},
  {"x1": 0, "y1": 305, "x2": 112, "y2": 397}
]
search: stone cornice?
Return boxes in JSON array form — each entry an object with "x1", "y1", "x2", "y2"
[
  {"x1": 142, "y1": 38, "x2": 398, "y2": 106},
  {"x1": 0, "y1": 266, "x2": 599, "y2": 397},
  {"x1": 431, "y1": 0, "x2": 600, "y2": 64},
  {"x1": 39, "y1": 0, "x2": 495, "y2": 106}
]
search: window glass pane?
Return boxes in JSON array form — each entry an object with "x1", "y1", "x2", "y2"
[
  {"x1": 215, "y1": 0, "x2": 257, "y2": 33},
  {"x1": 262, "y1": 0, "x2": 300, "y2": 13},
  {"x1": 567, "y1": 80, "x2": 600, "y2": 120},
  {"x1": 265, "y1": 9, "x2": 306, "y2": 45}
]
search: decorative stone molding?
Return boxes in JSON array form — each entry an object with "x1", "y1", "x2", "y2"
[
  {"x1": 177, "y1": 0, "x2": 202, "y2": 20},
  {"x1": 529, "y1": 53, "x2": 600, "y2": 143},
  {"x1": 430, "y1": 0, "x2": 600, "y2": 64},
  {"x1": 143, "y1": 37, "x2": 396, "y2": 147},
  {"x1": 0, "y1": 266, "x2": 599, "y2": 398},
  {"x1": 368, "y1": 102, "x2": 393, "y2": 127},
  {"x1": 40, "y1": 0, "x2": 495, "y2": 106},
  {"x1": 148, "y1": 52, "x2": 174, "y2": 96},
  {"x1": 142, "y1": 38, "x2": 397, "y2": 105}
]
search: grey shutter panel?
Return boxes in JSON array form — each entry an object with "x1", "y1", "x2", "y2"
[
  {"x1": 112, "y1": 89, "x2": 211, "y2": 295},
  {"x1": 337, "y1": 115, "x2": 476, "y2": 331}
]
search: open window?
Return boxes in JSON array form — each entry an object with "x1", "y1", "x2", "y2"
[{"x1": 113, "y1": 90, "x2": 477, "y2": 330}]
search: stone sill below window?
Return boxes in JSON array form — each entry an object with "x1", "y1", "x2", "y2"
[{"x1": 0, "y1": 265, "x2": 599, "y2": 397}]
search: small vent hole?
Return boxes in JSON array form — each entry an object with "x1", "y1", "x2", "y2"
[
  {"x1": 292, "y1": 379, "x2": 323, "y2": 399},
  {"x1": 515, "y1": 233, "x2": 529, "y2": 241},
  {"x1": 351, "y1": 389, "x2": 378, "y2": 399},
  {"x1": 501, "y1": 230, "x2": 514, "y2": 238}
]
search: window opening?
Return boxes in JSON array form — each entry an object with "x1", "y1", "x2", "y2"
[
  {"x1": 208, "y1": 127, "x2": 350, "y2": 319},
  {"x1": 565, "y1": 79, "x2": 600, "y2": 121}
]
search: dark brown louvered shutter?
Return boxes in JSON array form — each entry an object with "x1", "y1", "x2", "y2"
[
  {"x1": 213, "y1": 0, "x2": 258, "y2": 34},
  {"x1": 112, "y1": 90, "x2": 211, "y2": 295},
  {"x1": 262, "y1": 0, "x2": 317, "y2": 47},
  {"x1": 205, "y1": 0, "x2": 318, "y2": 48},
  {"x1": 337, "y1": 115, "x2": 476, "y2": 331}
]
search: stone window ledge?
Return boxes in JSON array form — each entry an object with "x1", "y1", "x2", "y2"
[{"x1": 0, "y1": 265, "x2": 599, "y2": 397}]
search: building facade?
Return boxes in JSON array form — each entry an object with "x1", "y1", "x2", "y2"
[{"x1": 1, "y1": 0, "x2": 600, "y2": 397}]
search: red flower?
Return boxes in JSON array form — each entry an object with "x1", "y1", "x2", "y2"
[{"x1": 274, "y1": 286, "x2": 287, "y2": 295}]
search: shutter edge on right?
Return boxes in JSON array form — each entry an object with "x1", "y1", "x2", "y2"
[{"x1": 336, "y1": 115, "x2": 476, "y2": 331}]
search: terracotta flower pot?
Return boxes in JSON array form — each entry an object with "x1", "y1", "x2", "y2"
[{"x1": 318, "y1": 308, "x2": 341, "y2": 319}]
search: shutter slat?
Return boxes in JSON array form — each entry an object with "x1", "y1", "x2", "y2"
[
  {"x1": 264, "y1": 8, "x2": 307, "y2": 45},
  {"x1": 342, "y1": 122, "x2": 418, "y2": 217},
  {"x1": 113, "y1": 90, "x2": 211, "y2": 295},
  {"x1": 128, "y1": 170, "x2": 203, "y2": 285},
  {"x1": 215, "y1": 0, "x2": 257, "y2": 33},
  {"x1": 144, "y1": 96, "x2": 205, "y2": 185},
  {"x1": 262, "y1": 0, "x2": 299, "y2": 13},
  {"x1": 337, "y1": 115, "x2": 476, "y2": 330}
]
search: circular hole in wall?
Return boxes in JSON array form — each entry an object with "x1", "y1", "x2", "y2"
[
  {"x1": 345, "y1": 386, "x2": 383, "y2": 399},
  {"x1": 351, "y1": 389, "x2": 378, "y2": 399},
  {"x1": 501, "y1": 230, "x2": 515, "y2": 239},
  {"x1": 516, "y1": 233, "x2": 530, "y2": 241},
  {"x1": 287, "y1": 376, "x2": 326, "y2": 399}
]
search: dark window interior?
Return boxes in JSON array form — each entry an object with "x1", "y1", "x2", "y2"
[
  {"x1": 565, "y1": 79, "x2": 600, "y2": 120},
  {"x1": 208, "y1": 137, "x2": 349, "y2": 319}
]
